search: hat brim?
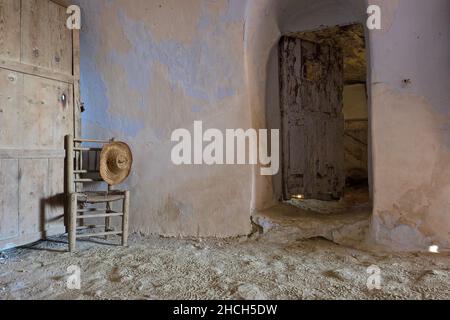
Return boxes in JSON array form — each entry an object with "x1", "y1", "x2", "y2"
[{"x1": 99, "y1": 142, "x2": 133, "y2": 185}]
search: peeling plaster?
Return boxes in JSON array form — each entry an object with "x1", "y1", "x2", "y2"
[
  {"x1": 371, "y1": 85, "x2": 450, "y2": 250},
  {"x1": 76, "y1": 0, "x2": 251, "y2": 238}
]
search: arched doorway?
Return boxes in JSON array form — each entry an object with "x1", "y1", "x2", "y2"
[
  {"x1": 279, "y1": 24, "x2": 370, "y2": 213},
  {"x1": 245, "y1": 0, "x2": 373, "y2": 244}
]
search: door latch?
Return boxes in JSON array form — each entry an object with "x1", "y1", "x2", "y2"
[{"x1": 61, "y1": 93, "x2": 67, "y2": 107}]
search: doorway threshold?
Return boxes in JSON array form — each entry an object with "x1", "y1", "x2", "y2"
[{"x1": 252, "y1": 203, "x2": 371, "y2": 248}]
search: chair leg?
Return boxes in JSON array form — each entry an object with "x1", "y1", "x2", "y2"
[
  {"x1": 122, "y1": 191, "x2": 130, "y2": 247},
  {"x1": 105, "y1": 202, "x2": 112, "y2": 239},
  {"x1": 69, "y1": 193, "x2": 78, "y2": 252}
]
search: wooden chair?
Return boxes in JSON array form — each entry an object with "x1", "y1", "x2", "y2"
[{"x1": 65, "y1": 135, "x2": 130, "y2": 252}]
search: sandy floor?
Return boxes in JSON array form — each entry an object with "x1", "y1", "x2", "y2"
[{"x1": 0, "y1": 232, "x2": 449, "y2": 300}]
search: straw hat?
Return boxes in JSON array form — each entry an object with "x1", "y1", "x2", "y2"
[{"x1": 99, "y1": 141, "x2": 133, "y2": 185}]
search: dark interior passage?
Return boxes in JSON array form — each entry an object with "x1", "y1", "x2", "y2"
[{"x1": 281, "y1": 24, "x2": 370, "y2": 212}]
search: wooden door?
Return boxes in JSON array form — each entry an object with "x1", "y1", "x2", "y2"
[
  {"x1": 0, "y1": 0, "x2": 80, "y2": 250},
  {"x1": 279, "y1": 36, "x2": 345, "y2": 201}
]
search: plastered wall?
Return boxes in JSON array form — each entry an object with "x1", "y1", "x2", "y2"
[
  {"x1": 75, "y1": 0, "x2": 253, "y2": 237},
  {"x1": 76, "y1": 0, "x2": 450, "y2": 250},
  {"x1": 368, "y1": 0, "x2": 450, "y2": 250}
]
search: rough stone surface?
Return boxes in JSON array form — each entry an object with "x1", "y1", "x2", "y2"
[
  {"x1": 293, "y1": 24, "x2": 367, "y2": 83},
  {"x1": 253, "y1": 204, "x2": 371, "y2": 248}
]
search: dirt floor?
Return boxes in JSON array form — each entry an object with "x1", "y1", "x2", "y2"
[
  {"x1": 1, "y1": 231, "x2": 449, "y2": 300},
  {"x1": 287, "y1": 184, "x2": 371, "y2": 215}
]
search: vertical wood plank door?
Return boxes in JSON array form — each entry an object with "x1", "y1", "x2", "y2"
[
  {"x1": 279, "y1": 36, "x2": 345, "y2": 201},
  {"x1": 0, "y1": 0, "x2": 80, "y2": 250}
]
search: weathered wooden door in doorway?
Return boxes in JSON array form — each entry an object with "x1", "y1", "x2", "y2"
[
  {"x1": 0, "y1": 0, "x2": 81, "y2": 250},
  {"x1": 279, "y1": 36, "x2": 344, "y2": 201}
]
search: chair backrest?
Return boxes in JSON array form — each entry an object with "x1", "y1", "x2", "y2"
[{"x1": 65, "y1": 135, "x2": 115, "y2": 194}]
